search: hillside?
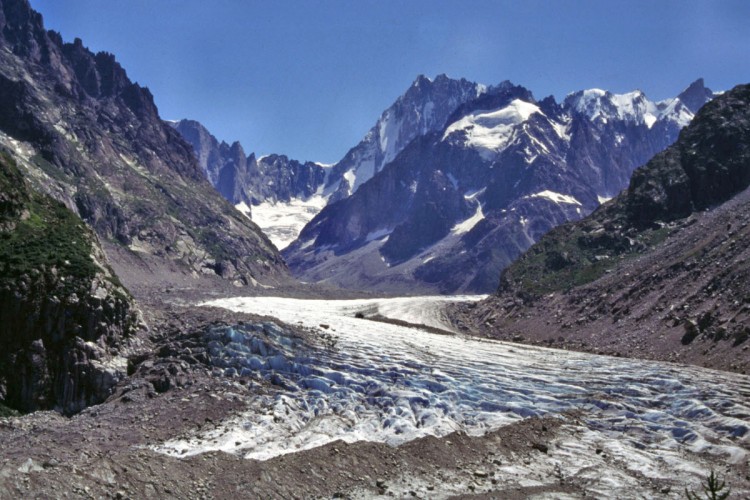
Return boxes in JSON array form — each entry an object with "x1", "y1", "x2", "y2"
[
  {"x1": 0, "y1": 152, "x2": 138, "y2": 414},
  {"x1": 0, "y1": 0, "x2": 289, "y2": 295}
]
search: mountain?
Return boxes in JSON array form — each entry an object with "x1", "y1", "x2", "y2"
[
  {"x1": 324, "y1": 74, "x2": 487, "y2": 201},
  {"x1": 0, "y1": 0, "x2": 288, "y2": 292},
  {"x1": 461, "y1": 83, "x2": 750, "y2": 373},
  {"x1": 171, "y1": 119, "x2": 328, "y2": 249},
  {"x1": 172, "y1": 75, "x2": 486, "y2": 249},
  {"x1": 283, "y1": 78, "x2": 715, "y2": 294},
  {"x1": 0, "y1": 0, "x2": 291, "y2": 414},
  {"x1": 171, "y1": 119, "x2": 328, "y2": 208}
]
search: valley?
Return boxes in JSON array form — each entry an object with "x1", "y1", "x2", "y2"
[{"x1": 1, "y1": 0, "x2": 750, "y2": 498}]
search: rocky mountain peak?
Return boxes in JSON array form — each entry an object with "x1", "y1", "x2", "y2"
[
  {"x1": 0, "y1": 0, "x2": 46, "y2": 60},
  {"x1": 678, "y1": 78, "x2": 713, "y2": 113}
]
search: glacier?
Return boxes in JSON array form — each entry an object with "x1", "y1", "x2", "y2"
[{"x1": 153, "y1": 295, "x2": 749, "y2": 497}]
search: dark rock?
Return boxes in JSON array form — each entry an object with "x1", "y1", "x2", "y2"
[{"x1": 0, "y1": 154, "x2": 137, "y2": 415}]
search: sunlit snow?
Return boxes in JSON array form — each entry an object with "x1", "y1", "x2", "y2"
[
  {"x1": 442, "y1": 99, "x2": 541, "y2": 159},
  {"x1": 240, "y1": 195, "x2": 328, "y2": 250},
  {"x1": 527, "y1": 190, "x2": 582, "y2": 206},
  {"x1": 451, "y1": 203, "x2": 485, "y2": 235},
  {"x1": 570, "y1": 88, "x2": 696, "y2": 130}
]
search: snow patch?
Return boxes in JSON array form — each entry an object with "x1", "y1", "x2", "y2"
[
  {"x1": 235, "y1": 201, "x2": 251, "y2": 216},
  {"x1": 365, "y1": 228, "x2": 391, "y2": 242},
  {"x1": 527, "y1": 190, "x2": 582, "y2": 206},
  {"x1": 342, "y1": 169, "x2": 357, "y2": 195},
  {"x1": 443, "y1": 99, "x2": 541, "y2": 159},
  {"x1": 451, "y1": 203, "x2": 484, "y2": 235}
]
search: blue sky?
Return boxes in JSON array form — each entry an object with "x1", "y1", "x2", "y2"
[{"x1": 31, "y1": 0, "x2": 750, "y2": 164}]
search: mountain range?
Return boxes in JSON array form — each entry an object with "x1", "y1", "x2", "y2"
[
  {"x1": 459, "y1": 82, "x2": 750, "y2": 373},
  {"x1": 175, "y1": 76, "x2": 714, "y2": 294}
]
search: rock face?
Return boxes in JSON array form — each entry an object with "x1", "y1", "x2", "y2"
[
  {"x1": 0, "y1": 153, "x2": 138, "y2": 414},
  {"x1": 324, "y1": 74, "x2": 487, "y2": 202},
  {"x1": 0, "y1": 0, "x2": 289, "y2": 291},
  {"x1": 463, "y1": 84, "x2": 750, "y2": 372},
  {"x1": 171, "y1": 120, "x2": 328, "y2": 208},
  {"x1": 284, "y1": 78, "x2": 714, "y2": 294}
]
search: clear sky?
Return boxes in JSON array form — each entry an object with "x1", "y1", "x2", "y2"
[{"x1": 30, "y1": 0, "x2": 750, "y2": 164}]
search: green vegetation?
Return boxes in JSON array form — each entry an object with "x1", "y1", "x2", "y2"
[
  {"x1": 500, "y1": 199, "x2": 677, "y2": 298},
  {"x1": 0, "y1": 155, "x2": 98, "y2": 281},
  {"x1": 685, "y1": 470, "x2": 731, "y2": 500},
  {"x1": 0, "y1": 402, "x2": 20, "y2": 418},
  {"x1": 31, "y1": 153, "x2": 70, "y2": 183},
  {"x1": 0, "y1": 153, "x2": 99, "y2": 288}
]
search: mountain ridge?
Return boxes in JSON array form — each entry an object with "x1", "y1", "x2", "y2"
[
  {"x1": 0, "y1": 0, "x2": 289, "y2": 292},
  {"x1": 282, "y1": 76, "x2": 715, "y2": 294}
]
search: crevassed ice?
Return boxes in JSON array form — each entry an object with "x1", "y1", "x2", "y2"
[{"x1": 154, "y1": 295, "x2": 750, "y2": 473}]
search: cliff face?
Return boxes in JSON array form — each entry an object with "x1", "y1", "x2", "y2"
[
  {"x1": 0, "y1": 0, "x2": 289, "y2": 291},
  {"x1": 171, "y1": 119, "x2": 328, "y2": 209},
  {"x1": 0, "y1": 153, "x2": 138, "y2": 414}
]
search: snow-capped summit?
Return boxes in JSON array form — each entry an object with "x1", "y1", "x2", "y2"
[
  {"x1": 283, "y1": 78, "x2": 716, "y2": 294},
  {"x1": 565, "y1": 79, "x2": 717, "y2": 130},
  {"x1": 566, "y1": 88, "x2": 660, "y2": 128},
  {"x1": 324, "y1": 74, "x2": 487, "y2": 200}
]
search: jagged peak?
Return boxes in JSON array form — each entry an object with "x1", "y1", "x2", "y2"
[
  {"x1": 412, "y1": 74, "x2": 432, "y2": 87},
  {"x1": 677, "y1": 78, "x2": 714, "y2": 113}
]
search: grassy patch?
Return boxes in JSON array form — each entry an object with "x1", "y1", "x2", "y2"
[{"x1": 0, "y1": 154, "x2": 99, "y2": 287}]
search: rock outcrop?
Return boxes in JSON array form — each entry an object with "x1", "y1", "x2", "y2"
[{"x1": 0, "y1": 153, "x2": 138, "y2": 414}]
